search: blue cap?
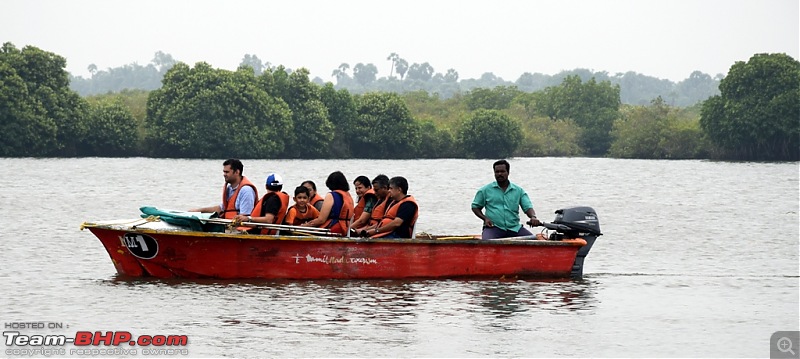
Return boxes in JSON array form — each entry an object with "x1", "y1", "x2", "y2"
[{"x1": 265, "y1": 173, "x2": 283, "y2": 187}]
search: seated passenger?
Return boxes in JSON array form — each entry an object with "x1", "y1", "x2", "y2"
[
  {"x1": 284, "y1": 185, "x2": 321, "y2": 226},
  {"x1": 301, "y1": 171, "x2": 354, "y2": 235},
  {"x1": 351, "y1": 175, "x2": 378, "y2": 230},
  {"x1": 365, "y1": 176, "x2": 418, "y2": 239},
  {"x1": 190, "y1": 159, "x2": 257, "y2": 219},
  {"x1": 355, "y1": 174, "x2": 390, "y2": 233},
  {"x1": 301, "y1": 180, "x2": 325, "y2": 212},
  {"x1": 235, "y1": 173, "x2": 289, "y2": 235}
]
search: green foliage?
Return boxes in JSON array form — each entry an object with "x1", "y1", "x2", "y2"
[
  {"x1": 521, "y1": 117, "x2": 584, "y2": 157},
  {"x1": 402, "y1": 91, "x2": 467, "y2": 128},
  {"x1": 268, "y1": 68, "x2": 335, "y2": 158},
  {"x1": 319, "y1": 83, "x2": 358, "y2": 157},
  {"x1": 239, "y1": 54, "x2": 267, "y2": 76},
  {"x1": 0, "y1": 61, "x2": 58, "y2": 156},
  {"x1": 70, "y1": 51, "x2": 175, "y2": 96},
  {"x1": 658, "y1": 118, "x2": 708, "y2": 159},
  {"x1": 395, "y1": 59, "x2": 409, "y2": 80},
  {"x1": 674, "y1": 71, "x2": 721, "y2": 106},
  {"x1": 80, "y1": 98, "x2": 139, "y2": 156},
  {"x1": 352, "y1": 92, "x2": 420, "y2": 158},
  {"x1": 288, "y1": 99, "x2": 333, "y2": 158},
  {"x1": 609, "y1": 98, "x2": 705, "y2": 158},
  {"x1": 331, "y1": 63, "x2": 353, "y2": 86},
  {"x1": 86, "y1": 89, "x2": 149, "y2": 149},
  {"x1": 0, "y1": 42, "x2": 88, "y2": 156},
  {"x1": 407, "y1": 62, "x2": 435, "y2": 81},
  {"x1": 700, "y1": 53, "x2": 800, "y2": 160},
  {"x1": 145, "y1": 62, "x2": 292, "y2": 158},
  {"x1": 614, "y1": 71, "x2": 675, "y2": 106},
  {"x1": 353, "y1": 63, "x2": 378, "y2": 86},
  {"x1": 8, "y1": 43, "x2": 792, "y2": 161},
  {"x1": 464, "y1": 86, "x2": 522, "y2": 110},
  {"x1": 458, "y1": 109, "x2": 522, "y2": 158},
  {"x1": 502, "y1": 104, "x2": 583, "y2": 157},
  {"x1": 538, "y1": 75, "x2": 620, "y2": 155},
  {"x1": 416, "y1": 120, "x2": 457, "y2": 158},
  {"x1": 609, "y1": 99, "x2": 670, "y2": 158}
]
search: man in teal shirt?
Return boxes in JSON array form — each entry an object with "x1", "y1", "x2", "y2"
[{"x1": 471, "y1": 160, "x2": 541, "y2": 239}]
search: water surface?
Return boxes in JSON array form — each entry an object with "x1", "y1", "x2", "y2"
[{"x1": 0, "y1": 158, "x2": 797, "y2": 357}]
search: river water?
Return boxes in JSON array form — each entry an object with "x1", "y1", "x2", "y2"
[{"x1": 0, "y1": 157, "x2": 797, "y2": 357}]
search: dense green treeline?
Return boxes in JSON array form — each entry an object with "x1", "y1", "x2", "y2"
[
  {"x1": 70, "y1": 52, "x2": 721, "y2": 108},
  {"x1": 2, "y1": 42, "x2": 798, "y2": 161}
]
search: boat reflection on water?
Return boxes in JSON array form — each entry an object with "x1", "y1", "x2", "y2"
[
  {"x1": 106, "y1": 275, "x2": 596, "y2": 318},
  {"x1": 467, "y1": 279, "x2": 598, "y2": 318},
  {"x1": 97, "y1": 275, "x2": 602, "y2": 355}
]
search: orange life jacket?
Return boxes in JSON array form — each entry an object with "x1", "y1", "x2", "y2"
[
  {"x1": 284, "y1": 204, "x2": 320, "y2": 226},
  {"x1": 309, "y1": 193, "x2": 324, "y2": 209},
  {"x1": 368, "y1": 193, "x2": 391, "y2": 226},
  {"x1": 321, "y1": 190, "x2": 354, "y2": 235},
  {"x1": 353, "y1": 188, "x2": 377, "y2": 219},
  {"x1": 372, "y1": 195, "x2": 418, "y2": 238},
  {"x1": 220, "y1": 176, "x2": 258, "y2": 219},
  {"x1": 250, "y1": 191, "x2": 289, "y2": 235}
]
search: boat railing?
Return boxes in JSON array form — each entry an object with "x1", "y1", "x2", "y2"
[{"x1": 202, "y1": 218, "x2": 334, "y2": 236}]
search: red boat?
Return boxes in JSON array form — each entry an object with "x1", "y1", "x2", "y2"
[{"x1": 81, "y1": 206, "x2": 601, "y2": 280}]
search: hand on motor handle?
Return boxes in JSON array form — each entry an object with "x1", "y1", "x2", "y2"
[{"x1": 526, "y1": 218, "x2": 542, "y2": 227}]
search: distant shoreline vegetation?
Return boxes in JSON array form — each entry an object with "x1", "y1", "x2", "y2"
[
  {"x1": 70, "y1": 51, "x2": 722, "y2": 108},
  {"x1": 2, "y1": 43, "x2": 798, "y2": 161}
]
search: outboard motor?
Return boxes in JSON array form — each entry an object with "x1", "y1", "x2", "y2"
[{"x1": 542, "y1": 206, "x2": 601, "y2": 279}]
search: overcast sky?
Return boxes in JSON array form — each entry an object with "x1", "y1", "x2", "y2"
[{"x1": 4, "y1": 0, "x2": 798, "y2": 82}]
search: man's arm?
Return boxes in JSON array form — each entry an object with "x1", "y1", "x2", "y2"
[
  {"x1": 352, "y1": 211, "x2": 371, "y2": 229},
  {"x1": 368, "y1": 217, "x2": 402, "y2": 236},
  {"x1": 190, "y1": 204, "x2": 223, "y2": 213},
  {"x1": 523, "y1": 207, "x2": 541, "y2": 226},
  {"x1": 352, "y1": 195, "x2": 376, "y2": 229},
  {"x1": 519, "y1": 190, "x2": 540, "y2": 226},
  {"x1": 471, "y1": 189, "x2": 493, "y2": 227},
  {"x1": 368, "y1": 202, "x2": 416, "y2": 236},
  {"x1": 471, "y1": 206, "x2": 486, "y2": 222}
]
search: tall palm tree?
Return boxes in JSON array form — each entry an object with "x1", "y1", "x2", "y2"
[
  {"x1": 387, "y1": 52, "x2": 399, "y2": 78},
  {"x1": 395, "y1": 58, "x2": 409, "y2": 80},
  {"x1": 332, "y1": 63, "x2": 350, "y2": 83}
]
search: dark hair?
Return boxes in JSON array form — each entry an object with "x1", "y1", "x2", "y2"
[
  {"x1": 294, "y1": 185, "x2": 310, "y2": 197},
  {"x1": 301, "y1": 180, "x2": 317, "y2": 191},
  {"x1": 372, "y1": 174, "x2": 389, "y2": 189},
  {"x1": 325, "y1": 171, "x2": 350, "y2": 191},
  {"x1": 389, "y1": 176, "x2": 409, "y2": 195},
  {"x1": 353, "y1": 175, "x2": 371, "y2": 188},
  {"x1": 223, "y1": 159, "x2": 244, "y2": 175},
  {"x1": 493, "y1": 159, "x2": 510, "y2": 172}
]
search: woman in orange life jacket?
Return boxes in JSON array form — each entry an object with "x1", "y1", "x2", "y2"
[
  {"x1": 284, "y1": 185, "x2": 320, "y2": 226},
  {"x1": 300, "y1": 171, "x2": 354, "y2": 235},
  {"x1": 350, "y1": 175, "x2": 378, "y2": 230},
  {"x1": 301, "y1": 180, "x2": 325, "y2": 212},
  {"x1": 364, "y1": 176, "x2": 418, "y2": 239},
  {"x1": 235, "y1": 173, "x2": 289, "y2": 235},
  {"x1": 354, "y1": 174, "x2": 390, "y2": 233},
  {"x1": 190, "y1": 159, "x2": 257, "y2": 219}
]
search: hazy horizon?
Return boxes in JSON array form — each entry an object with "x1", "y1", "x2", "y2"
[{"x1": 4, "y1": 0, "x2": 798, "y2": 82}]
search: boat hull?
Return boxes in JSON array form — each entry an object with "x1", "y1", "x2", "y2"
[{"x1": 86, "y1": 224, "x2": 589, "y2": 280}]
